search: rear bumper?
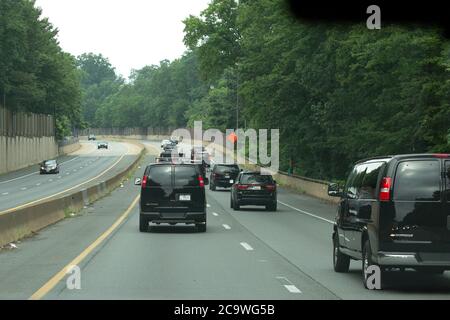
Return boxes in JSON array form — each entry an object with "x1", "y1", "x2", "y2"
[
  {"x1": 213, "y1": 180, "x2": 234, "y2": 187},
  {"x1": 140, "y1": 211, "x2": 206, "y2": 224},
  {"x1": 377, "y1": 251, "x2": 450, "y2": 268},
  {"x1": 237, "y1": 197, "x2": 276, "y2": 206}
]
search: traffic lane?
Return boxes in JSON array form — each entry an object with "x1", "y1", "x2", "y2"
[
  {"x1": 0, "y1": 141, "x2": 137, "y2": 213},
  {"x1": 45, "y1": 194, "x2": 337, "y2": 299},
  {"x1": 206, "y1": 187, "x2": 450, "y2": 299},
  {"x1": 0, "y1": 155, "x2": 150, "y2": 299}
]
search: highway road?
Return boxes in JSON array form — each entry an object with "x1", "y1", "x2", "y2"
[
  {"x1": 0, "y1": 142, "x2": 449, "y2": 300},
  {"x1": 0, "y1": 140, "x2": 141, "y2": 214}
]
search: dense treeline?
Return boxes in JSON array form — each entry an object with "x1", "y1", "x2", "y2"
[
  {"x1": 0, "y1": 0, "x2": 82, "y2": 139},
  {"x1": 83, "y1": 0, "x2": 450, "y2": 180}
]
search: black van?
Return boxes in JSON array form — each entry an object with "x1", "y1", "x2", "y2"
[
  {"x1": 329, "y1": 154, "x2": 450, "y2": 288},
  {"x1": 209, "y1": 164, "x2": 240, "y2": 190},
  {"x1": 135, "y1": 163, "x2": 209, "y2": 232}
]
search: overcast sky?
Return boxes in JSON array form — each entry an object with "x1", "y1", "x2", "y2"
[{"x1": 34, "y1": 0, "x2": 210, "y2": 78}]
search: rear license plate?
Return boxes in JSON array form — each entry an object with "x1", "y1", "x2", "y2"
[
  {"x1": 229, "y1": 180, "x2": 234, "y2": 184},
  {"x1": 225, "y1": 175, "x2": 230, "y2": 178},
  {"x1": 250, "y1": 186, "x2": 261, "y2": 190},
  {"x1": 179, "y1": 194, "x2": 191, "y2": 201}
]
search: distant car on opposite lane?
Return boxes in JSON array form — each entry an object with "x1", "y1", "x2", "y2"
[
  {"x1": 40, "y1": 159, "x2": 60, "y2": 174},
  {"x1": 97, "y1": 142, "x2": 108, "y2": 149},
  {"x1": 88, "y1": 134, "x2": 96, "y2": 141}
]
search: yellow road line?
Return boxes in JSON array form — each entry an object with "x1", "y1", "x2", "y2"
[
  {"x1": 0, "y1": 144, "x2": 129, "y2": 216},
  {"x1": 29, "y1": 194, "x2": 140, "y2": 300}
]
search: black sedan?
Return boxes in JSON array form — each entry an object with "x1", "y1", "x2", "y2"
[
  {"x1": 97, "y1": 142, "x2": 109, "y2": 149},
  {"x1": 40, "y1": 160, "x2": 60, "y2": 174},
  {"x1": 230, "y1": 171, "x2": 277, "y2": 211}
]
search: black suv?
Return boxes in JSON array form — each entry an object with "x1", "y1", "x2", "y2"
[
  {"x1": 329, "y1": 154, "x2": 450, "y2": 288},
  {"x1": 231, "y1": 171, "x2": 277, "y2": 211},
  {"x1": 136, "y1": 163, "x2": 209, "y2": 232},
  {"x1": 210, "y1": 164, "x2": 240, "y2": 190}
]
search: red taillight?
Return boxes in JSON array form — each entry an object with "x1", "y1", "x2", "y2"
[
  {"x1": 141, "y1": 175, "x2": 148, "y2": 188},
  {"x1": 379, "y1": 177, "x2": 392, "y2": 201},
  {"x1": 237, "y1": 184, "x2": 249, "y2": 190},
  {"x1": 434, "y1": 153, "x2": 449, "y2": 158},
  {"x1": 198, "y1": 175, "x2": 205, "y2": 188},
  {"x1": 266, "y1": 184, "x2": 276, "y2": 191}
]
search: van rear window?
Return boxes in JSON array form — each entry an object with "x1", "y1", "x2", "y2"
[
  {"x1": 394, "y1": 160, "x2": 441, "y2": 201},
  {"x1": 174, "y1": 166, "x2": 199, "y2": 187},
  {"x1": 148, "y1": 166, "x2": 172, "y2": 186},
  {"x1": 215, "y1": 165, "x2": 239, "y2": 174}
]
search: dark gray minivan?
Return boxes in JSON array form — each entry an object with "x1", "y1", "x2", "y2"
[
  {"x1": 136, "y1": 163, "x2": 209, "y2": 232},
  {"x1": 329, "y1": 154, "x2": 450, "y2": 288}
]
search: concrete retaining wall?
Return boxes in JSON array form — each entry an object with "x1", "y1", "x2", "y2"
[
  {"x1": 0, "y1": 143, "x2": 146, "y2": 247},
  {"x1": 0, "y1": 136, "x2": 58, "y2": 175}
]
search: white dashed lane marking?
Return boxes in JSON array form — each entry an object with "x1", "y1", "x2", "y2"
[
  {"x1": 222, "y1": 224, "x2": 231, "y2": 230},
  {"x1": 240, "y1": 242, "x2": 254, "y2": 251},
  {"x1": 212, "y1": 212, "x2": 219, "y2": 217}
]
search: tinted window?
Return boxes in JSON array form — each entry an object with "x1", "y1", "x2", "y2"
[
  {"x1": 445, "y1": 161, "x2": 450, "y2": 202},
  {"x1": 148, "y1": 166, "x2": 172, "y2": 186},
  {"x1": 174, "y1": 166, "x2": 199, "y2": 187},
  {"x1": 45, "y1": 160, "x2": 57, "y2": 165},
  {"x1": 394, "y1": 160, "x2": 441, "y2": 201},
  {"x1": 359, "y1": 162, "x2": 384, "y2": 200},
  {"x1": 345, "y1": 164, "x2": 365, "y2": 199},
  {"x1": 240, "y1": 174, "x2": 273, "y2": 184},
  {"x1": 214, "y1": 165, "x2": 239, "y2": 174}
]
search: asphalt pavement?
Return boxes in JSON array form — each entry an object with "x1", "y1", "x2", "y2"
[
  {"x1": 0, "y1": 142, "x2": 449, "y2": 300},
  {"x1": 0, "y1": 140, "x2": 139, "y2": 213}
]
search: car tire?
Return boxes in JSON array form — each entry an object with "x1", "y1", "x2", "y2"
[
  {"x1": 333, "y1": 233, "x2": 350, "y2": 273},
  {"x1": 362, "y1": 239, "x2": 384, "y2": 289},
  {"x1": 230, "y1": 197, "x2": 234, "y2": 208},
  {"x1": 233, "y1": 200, "x2": 240, "y2": 211},
  {"x1": 197, "y1": 223, "x2": 207, "y2": 232},
  {"x1": 139, "y1": 215, "x2": 149, "y2": 232},
  {"x1": 266, "y1": 202, "x2": 277, "y2": 211}
]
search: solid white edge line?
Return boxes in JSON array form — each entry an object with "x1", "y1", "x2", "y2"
[
  {"x1": 240, "y1": 242, "x2": 254, "y2": 251},
  {"x1": 277, "y1": 200, "x2": 334, "y2": 224}
]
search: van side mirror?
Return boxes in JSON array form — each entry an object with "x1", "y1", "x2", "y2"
[
  {"x1": 240, "y1": 169, "x2": 243, "y2": 172},
  {"x1": 328, "y1": 183, "x2": 342, "y2": 197},
  {"x1": 134, "y1": 178, "x2": 141, "y2": 186},
  {"x1": 273, "y1": 180, "x2": 277, "y2": 185}
]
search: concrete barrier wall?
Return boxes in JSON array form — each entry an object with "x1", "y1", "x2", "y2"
[
  {"x1": 0, "y1": 135, "x2": 58, "y2": 175},
  {"x1": 0, "y1": 143, "x2": 147, "y2": 247}
]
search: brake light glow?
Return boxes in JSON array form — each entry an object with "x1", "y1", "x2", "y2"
[
  {"x1": 379, "y1": 177, "x2": 392, "y2": 201},
  {"x1": 141, "y1": 175, "x2": 148, "y2": 188},
  {"x1": 434, "y1": 154, "x2": 449, "y2": 158},
  {"x1": 198, "y1": 175, "x2": 205, "y2": 188},
  {"x1": 237, "y1": 185, "x2": 249, "y2": 190},
  {"x1": 265, "y1": 184, "x2": 276, "y2": 191}
]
